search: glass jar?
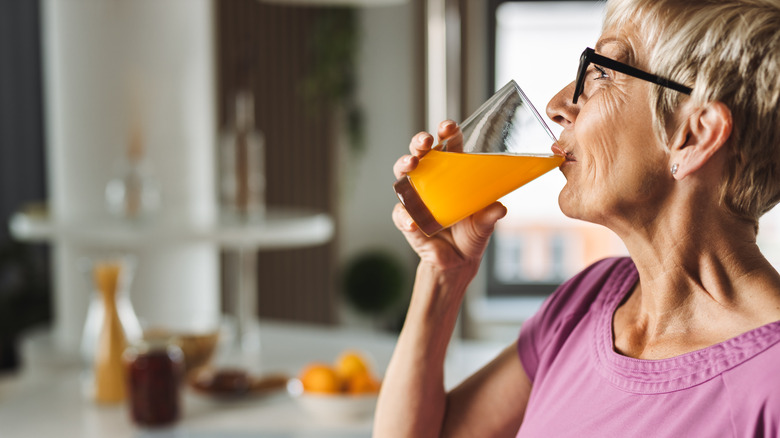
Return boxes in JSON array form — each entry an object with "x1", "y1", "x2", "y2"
[
  {"x1": 219, "y1": 89, "x2": 266, "y2": 222},
  {"x1": 104, "y1": 125, "x2": 161, "y2": 221},
  {"x1": 123, "y1": 338, "x2": 184, "y2": 427}
]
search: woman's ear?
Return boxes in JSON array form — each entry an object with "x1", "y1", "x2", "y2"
[{"x1": 669, "y1": 101, "x2": 732, "y2": 180}]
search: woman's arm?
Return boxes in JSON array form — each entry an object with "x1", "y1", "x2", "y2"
[
  {"x1": 373, "y1": 261, "x2": 532, "y2": 437},
  {"x1": 373, "y1": 261, "x2": 474, "y2": 438},
  {"x1": 374, "y1": 121, "x2": 532, "y2": 437},
  {"x1": 443, "y1": 342, "x2": 532, "y2": 437}
]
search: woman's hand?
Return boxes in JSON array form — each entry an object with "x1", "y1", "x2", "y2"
[
  {"x1": 378, "y1": 122, "x2": 510, "y2": 438},
  {"x1": 392, "y1": 120, "x2": 507, "y2": 273}
]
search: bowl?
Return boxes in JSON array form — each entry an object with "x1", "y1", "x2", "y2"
[
  {"x1": 287, "y1": 378, "x2": 378, "y2": 421},
  {"x1": 175, "y1": 331, "x2": 220, "y2": 375},
  {"x1": 143, "y1": 328, "x2": 221, "y2": 377}
]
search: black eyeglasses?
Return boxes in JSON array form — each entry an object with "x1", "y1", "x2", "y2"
[{"x1": 573, "y1": 47, "x2": 692, "y2": 104}]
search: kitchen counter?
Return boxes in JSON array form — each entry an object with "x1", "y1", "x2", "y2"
[{"x1": 0, "y1": 321, "x2": 505, "y2": 438}]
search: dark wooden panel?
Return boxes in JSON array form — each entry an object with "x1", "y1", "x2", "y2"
[{"x1": 216, "y1": 0, "x2": 337, "y2": 324}]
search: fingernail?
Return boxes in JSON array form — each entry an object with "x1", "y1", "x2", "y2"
[
  {"x1": 406, "y1": 218, "x2": 415, "y2": 229},
  {"x1": 404, "y1": 155, "x2": 413, "y2": 164}
]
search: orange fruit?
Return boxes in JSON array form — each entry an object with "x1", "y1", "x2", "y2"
[
  {"x1": 334, "y1": 351, "x2": 370, "y2": 382},
  {"x1": 346, "y1": 370, "x2": 381, "y2": 394},
  {"x1": 299, "y1": 363, "x2": 341, "y2": 394}
]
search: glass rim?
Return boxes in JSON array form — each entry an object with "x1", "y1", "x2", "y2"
[{"x1": 459, "y1": 80, "x2": 558, "y2": 145}]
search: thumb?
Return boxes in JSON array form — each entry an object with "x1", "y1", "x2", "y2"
[
  {"x1": 453, "y1": 202, "x2": 507, "y2": 261},
  {"x1": 472, "y1": 202, "x2": 507, "y2": 238}
]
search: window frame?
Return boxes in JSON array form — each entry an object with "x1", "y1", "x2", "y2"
[{"x1": 485, "y1": 0, "x2": 604, "y2": 298}]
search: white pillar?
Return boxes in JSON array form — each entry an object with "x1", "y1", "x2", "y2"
[{"x1": 42, "y1": 0, "x2": 220, "y2": 351}]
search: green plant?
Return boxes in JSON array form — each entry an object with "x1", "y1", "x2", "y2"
[
  {"x1": 300, "y1": 8, "x2": 365, "y2": 154},
  {"x1": 342, "y1": 250, "x2": 406, "y2": 317}
]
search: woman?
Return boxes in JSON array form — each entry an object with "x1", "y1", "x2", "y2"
[{"x1": 374, "y1": 0, "x2": 780, "y2": 436}]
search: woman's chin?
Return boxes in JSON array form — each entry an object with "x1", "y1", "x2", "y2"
[
  {"x1": 557, "y1": 190, "x2": 579, "y2": 220},
  {"x1": 557, "y1": 192, "x2": 596, "y2": 223}
]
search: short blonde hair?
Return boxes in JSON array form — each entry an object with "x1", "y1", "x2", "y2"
[{"x1": 605, "y1": 0, "x2": 780, "y2": 226}]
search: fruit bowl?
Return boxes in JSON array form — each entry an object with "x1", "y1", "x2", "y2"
[
  {"x1": 287, "y1": 378, "x2": 378, "y2": 421},
  {"x1": 288, "y1": 350, "x2": 382, "y2": 421}
]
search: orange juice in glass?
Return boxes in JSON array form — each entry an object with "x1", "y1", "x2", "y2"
[{"x1": 393, "y1": 81, "x2": 563, "y2": 236}]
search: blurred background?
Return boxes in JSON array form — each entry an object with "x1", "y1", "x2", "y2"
[
  {"x1": 1, "y1": 0, "x2": 424, "y2": 373},
  {"x1": 3, "y1": 0, "x2": 780, "y2": 377}
]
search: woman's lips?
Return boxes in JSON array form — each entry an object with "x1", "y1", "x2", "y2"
[{"x1": 551, "y1": 144, "x2": 575, "y2": 161}]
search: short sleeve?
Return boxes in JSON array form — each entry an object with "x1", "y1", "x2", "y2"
[{"x1": 516, "y1": 257, "x2": 631, "y2": 383}]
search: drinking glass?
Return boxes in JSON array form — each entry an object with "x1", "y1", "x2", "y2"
[{"x1": 393, "y1": 80, "x2": 563, "y2": 236}]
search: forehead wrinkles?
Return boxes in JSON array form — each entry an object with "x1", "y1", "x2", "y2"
[
  {"x1": 595, "y1": 37, "x2": 631, "y2": 57},
  {"x1": 597, "y1": 23, "x2": 651, "y2": 70}
]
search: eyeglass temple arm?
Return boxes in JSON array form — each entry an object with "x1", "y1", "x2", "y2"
[{"x1": 587, "y1": 49, "x2": 693, "y2": 95}]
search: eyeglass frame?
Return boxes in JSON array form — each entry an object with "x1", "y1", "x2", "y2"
[{"x1": 573, "y1": 47, "x2": 693, "y2": 104}]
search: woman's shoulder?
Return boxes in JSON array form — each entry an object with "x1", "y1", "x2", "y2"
[
  {"x1": 517, "y1": 257, "x2": 636, "y2": 381},
  {"x1": 541, "y1": 256, "x2": 637, "y2": 317},
  {"x1": 721, "y1": 328, "x2": 780, "y2": 434},
  {"x1": 722, "y1": 320, "x2": 780, "y2": 383}
]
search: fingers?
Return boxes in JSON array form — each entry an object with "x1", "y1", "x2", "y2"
[
  {"x1": 393, "y1": 154, "x2": 418, "y2": 179},
  {"x1": 437, "y1": 120, "x2": 458, "y2": 142},
  {"x1": 408, "y1": 119, "x2": 457, "y2": 156},
  {"x1": 393, "y1": 200, "x2": 506, "y2": 242},
  {"x1": 392, "y1": 131, "x2": 434, "y2": 180},
  {"x1": 396, "y1": 121, "x2": 460, "y2": 180},
  {"x1": 392, "y1": 202, "x2": 417, "y2": 233},
  {"x1": 409, "y1": 131, "x2": 434, "y2": 156},
  {"x1": 393, "y1": 202, "x2": 445, "y2": 253},
  {"x1": 438, "y1": 120, "x2": 463, "y2": 152},
  {"x1": 393, "y1": 202, "x2": 434, "y2": 253}
]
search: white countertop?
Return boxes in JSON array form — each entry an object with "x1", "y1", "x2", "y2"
[{"x1": 0, "y1": 321, "x2": 505, "y2": 438}]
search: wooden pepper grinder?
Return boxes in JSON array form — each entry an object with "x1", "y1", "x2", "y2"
[{"x1": 93, "y1": 261, "x2": 128, "y2": 403}]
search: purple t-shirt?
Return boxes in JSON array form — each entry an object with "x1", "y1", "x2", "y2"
[{"x1": 516, "y1": 257, "x2": 780, "y2": 437}]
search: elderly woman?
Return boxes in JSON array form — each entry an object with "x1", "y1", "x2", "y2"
[{"x1": 374, "y1": 0, "x2": 780, "y2": 436}]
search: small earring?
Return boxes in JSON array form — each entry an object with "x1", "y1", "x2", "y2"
[{"x1": 671, "y1": 163, "x2": 679, "y2": 176}]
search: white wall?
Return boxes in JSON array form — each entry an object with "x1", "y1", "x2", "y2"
[
  {"x1": 41, "y1": 0, "x2": 220, "y2": 349},
  {"x1": 338, "y1": 5, "x2": 418, "y2": 265},
  {"x1": 336, "y1": 3, "x2": 419, "y2": 324},
  {"x1": 41, "y1": 0, "x2": 422, "y2": 335}
]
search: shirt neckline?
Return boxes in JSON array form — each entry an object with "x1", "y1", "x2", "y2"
[{"x1": 593, "y1": 257, "x2": 780, "y2": 394}]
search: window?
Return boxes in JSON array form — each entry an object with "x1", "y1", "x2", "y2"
[
  {"x1": 486, "y1": 1, "x2": 627, "y2": 297},
  {"x1": 485, "y1": 0, "x2": 780, "y2": 300}
]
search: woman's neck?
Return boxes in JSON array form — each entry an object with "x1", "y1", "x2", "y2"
[{"x1": 611, "y1": 205, "x2": 780, "y2": 359}]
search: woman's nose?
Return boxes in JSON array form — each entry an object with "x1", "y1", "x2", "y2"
[{"x1": 546, "y1": 81, "x2": 578, "y2": 130}]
